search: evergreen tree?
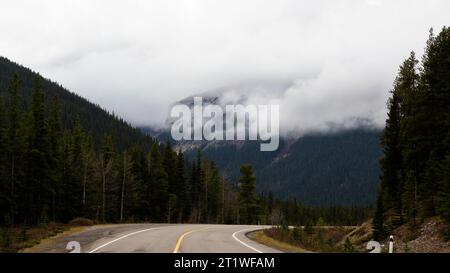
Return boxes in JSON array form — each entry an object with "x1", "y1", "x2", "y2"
[
  {"x1": 99, "y1": 134, "x2": 116, "y2": 222},
  {"x1": 238, "y1": 165, "x2": 258, "y2": 224},
  {"x1": 174, "y1": 150, "x2": 188, "y2": 222},
  {"x1": 208, "y1": 162, "x2": 222, "y2": 223},
  {"x1": 25, "y1": 77, "x2": 51, "y2": 224},
  {"x1": 379, "y1": 87, "x2": 403, "y2": 228},
  {"x1": 47, "y1": 96, "x2": 62, "y2": 221},
  {"x1": 149, "y1": 143, "x2": 168, "y2": 221},
  {"x1": 163, "y1": 140, "x2": 176, "y2": 194},
  {"x1": 6, "y1": 74, "x2": 24, "y2": 224},
  {"x1": 118, "y1": 150, "x2": 137, "y2": 222},
  {"x1": 419, "y1": 27, "x2": 450, "y2": 218},
  {"x1": 0, "y1": 97, "x2": 7, "y2": 223},
  {"x1": 372, "y1": 193, "x2": 384, "y2": 241}
]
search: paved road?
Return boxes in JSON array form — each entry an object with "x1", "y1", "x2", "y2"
[{"x1": 84, "y1": 224, "x2": 282, "y2": 253}]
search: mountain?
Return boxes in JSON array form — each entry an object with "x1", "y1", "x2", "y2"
[
  {"x1": 0, "y1": 56, "x2": 383, "y2": 206},
  {"x1": 0, "y1": 56, "x2": 154, "y2": 150},
  {"x1": 144, "y1": 87, "x2": 383, "y2": 206}
]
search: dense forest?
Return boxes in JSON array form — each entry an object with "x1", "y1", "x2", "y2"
[
  {"x1": 0, "y1": 68, "x2": 371, "y2": 229},
  {"x1": 373, "y1": 27, "x2": 450, "y2": 240},
  {"x1": 173, "y1": 130, "x2": 382, "y2": 206}
]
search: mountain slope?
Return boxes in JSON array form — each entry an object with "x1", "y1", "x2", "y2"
[
  {"x1": 145, "y1": 87, "x2": 383, "y2": 206},
  {"x1": 0, "y1": 56, "x2": 154, "y2": 150},
  {"x1": 166, "y1": 130, "x2": 381, "y2": 206}
]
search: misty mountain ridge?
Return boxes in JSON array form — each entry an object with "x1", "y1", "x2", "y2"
[{"x1": 142, "y1": 87, "x2": 383, "y2": 206}]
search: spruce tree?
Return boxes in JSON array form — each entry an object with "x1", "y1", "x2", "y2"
[
  {"x1": 419, "y1": 27, "x2": 450, "y2": 218},
  {"x1": 0, "y1": 97, "x2": 7, "y2": 223},
  {"x1": 174, "y1": 151, "x2": 187, "y2": 222},
  {"x1": 372, "y1": 193, "x2": 385, "y2": 241},
  {"x1": 99, "y1": 134, "x2": 116, "y2": 222},
  {"x1": 238, "y1": 165, "x2": 258, "y2": 225},
  {"x1": 149, "y1": 143, "x2": 168, "y2": 221},
  {"x1": 26, "y1": 76, "x2": 51, "y2": 224},
  {"x1": 119, "y1": 150, "x2": 136, "y2": 222},
  {"x1": 47, "y1": 97, "x2": 62, "y2": 221},
  {"x1": 379, "y1": 88, "x2": 403, "y2": 228},
  {"x1": 6, "y1": 74, "x2": 23, "y2": 224}
]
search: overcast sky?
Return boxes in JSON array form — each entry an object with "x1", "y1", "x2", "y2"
[{"x1": 1, "y1": 0, "x2": 449, "y2": 134}]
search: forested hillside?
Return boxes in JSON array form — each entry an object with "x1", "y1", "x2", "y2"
[
  {"x1": 373, "y1": 27, "x2": 450, "y2": 240},
  {"x1": 0, "y1": 57, "x2": 153, "y2": 151},
  {"x1": 145, "y1": 128, "x2": 382, "y2": 206}
]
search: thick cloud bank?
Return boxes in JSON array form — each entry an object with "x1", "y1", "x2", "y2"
[{"x1": 1, "y1": 0, "x2": 449, "y2": 134}]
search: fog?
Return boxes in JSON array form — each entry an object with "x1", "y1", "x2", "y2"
[{"x1": 1, "y1": 0, "x2": 449, "y2": 135}]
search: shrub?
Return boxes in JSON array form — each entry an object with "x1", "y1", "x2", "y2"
[{"x1": 68, "y1": 218, "x2": 94, "y2": 226}]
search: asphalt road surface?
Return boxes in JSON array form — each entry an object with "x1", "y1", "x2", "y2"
[{"x1": 84, "y1": 224, "x2": 282, "y2": 253}]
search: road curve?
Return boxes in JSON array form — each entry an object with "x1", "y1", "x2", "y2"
[{"x1": 85, "y1": 224, "x2": 282, "y2": 253}]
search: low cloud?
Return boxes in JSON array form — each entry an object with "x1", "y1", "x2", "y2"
[{"x1": 0, "y1": 0, "x2": 449, "y2": 134}]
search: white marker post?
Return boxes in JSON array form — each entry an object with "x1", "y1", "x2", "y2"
[{"x1": 388, "y1": 235, "x2": 394, "y2": 253}]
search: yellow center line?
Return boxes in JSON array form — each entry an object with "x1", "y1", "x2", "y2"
[{"x1": 173, "y1": 227, "x2": 211, "y2": 253}]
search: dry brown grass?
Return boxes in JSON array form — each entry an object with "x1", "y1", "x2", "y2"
[
  {"x1": 20, "y1": 226, "x2": 86, "y2": 253},
  {"x1": 249, "y1": 231, "x2": 310, "y2": 253},
  {"x1": 0, "y1": 223, "x2": 89, "y2": 253}
]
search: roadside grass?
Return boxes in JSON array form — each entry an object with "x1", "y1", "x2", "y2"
[
  {"x1": 248, "y1": 231, "x2": 310, "y2": 253},
  {"x1": 20, "y1": 226, "x2": 87, "y2": 253},
  {"x1": 250, "y1": 226, "x2": 357, "y2": 253},
  {"x1": 0, "y1": 220, "x2": 91, "y2": 253}
]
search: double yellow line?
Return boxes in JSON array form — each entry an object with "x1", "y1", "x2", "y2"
[{"x1": 173, "y1": 227, "x2": 211, "y2": 253}]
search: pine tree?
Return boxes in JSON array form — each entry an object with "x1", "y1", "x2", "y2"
[
  {"x1": 0, "y1": 96, "x2": 8, "y2": 223},
  {"x1": 379, "y1": 88, "x2": 403, "y2": 228},
  {"x1": 238, "y1": 165, "x2": 258, "y2": 224},
  {"x1": 47, "y1": 97, "x2": 62, "y2": 221},
  {"x1": 174, "y1": 150, "x2": 187, "y2": 222},
  {"x1": 419, "y1": 27, "x2": 450, "y2": 219},
  {"x1": 208, "y1": 162, "x2": 222, "y2": 223},
  {"x1": 395, "y1": 52, "x2": 419, "y2": 225},
  {"x1": 25, "y1": 76, "x2": 51, "y2": 224},
  {"x1": 81, "y1": 134, "x2": 95, "y2": 217},
  {"x1": 119, "y1": 150, "x2": 137, "y2": 222},
  {"x1": 149, "y1": 143, "x2": 168, "y2": 221},
  {"x1": 6, "y1": 74, "x2": 23, "y2": 224},
  {"x1": 163, "y1": 140, "x2": 176, "y2": 194},
  {"x1": 372, "y1": 193, "x2": 385, "y2": 241},
  {"x1": 99, "y1": 134, "x2": 116, "y2": 222},
  {"x1": 189, "y1": 160, "x2": 198, "y2": 222}
]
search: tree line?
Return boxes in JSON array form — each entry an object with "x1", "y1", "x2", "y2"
[{"x1": 373, "y1": 27, "x2": 450, "y2": 240}]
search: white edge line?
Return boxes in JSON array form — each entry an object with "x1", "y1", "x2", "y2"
[
  {"x1": 88, "y1": 227, "x2": 162, "y2": 253},
  {"x1": 232, "y1": 228, "x2": 263, "y2": 253}
]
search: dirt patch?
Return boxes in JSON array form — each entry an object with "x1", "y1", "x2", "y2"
[{"x1": 394, "y1": 218, "x2": 450, "y2": 253}]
